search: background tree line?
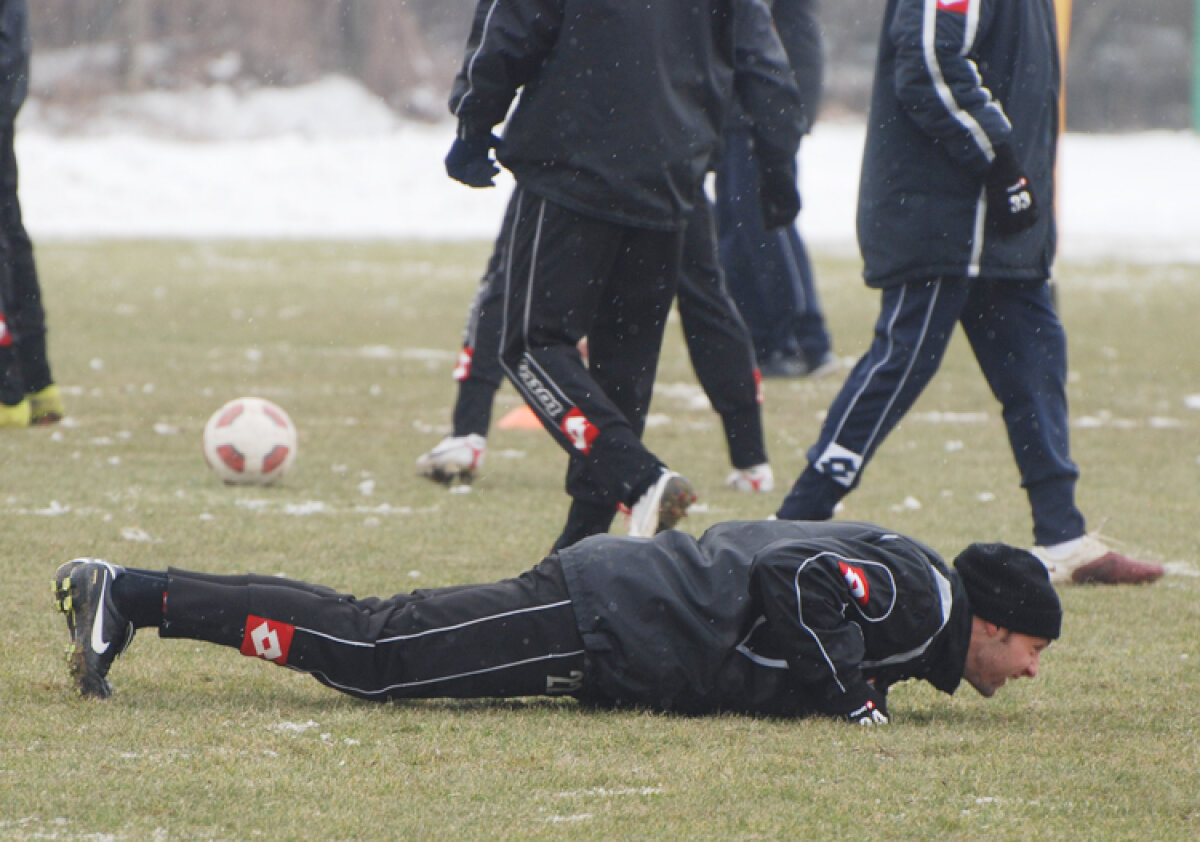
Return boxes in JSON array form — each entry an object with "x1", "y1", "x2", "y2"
[{"x1": 27, "y1": 0, "x2": 1197, "y2": 130}]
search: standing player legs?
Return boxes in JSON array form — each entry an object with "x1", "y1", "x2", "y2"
[
  {"x1": 676, "y1": 199, "x2": 768, "y2": 470},
  {"x1": 960, "y1": 279, "x2": 1085, "y2": 545},
  {"x1": 498, "y1": 188, "x2": 675, "y2": 509},
  {"x1": 776, "y1": 277, "x2": 969, "y2": 519}
]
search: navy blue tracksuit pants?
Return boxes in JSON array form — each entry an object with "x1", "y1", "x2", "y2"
[{"x1": 777, "y1": 276, "x2": 1086, "y2": 546}]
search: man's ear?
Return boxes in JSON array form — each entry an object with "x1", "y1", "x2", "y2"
[{"x1": 972, "y1": 616, "x2": 1003, "y2": 638}]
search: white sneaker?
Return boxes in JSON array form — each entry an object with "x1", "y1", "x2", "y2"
[
  {"x1": 416, "y1": 434, "x2": 486, "y2": 484},
  {"x1": 627, "y1": 470, "x2": 696, "y2": 538},
  {"x1": 725, "y1": 463, "x2": 775, "y2": 493},
  {"x1": 1030, "y1": 534, "x2": 1164, "y2": 585}
]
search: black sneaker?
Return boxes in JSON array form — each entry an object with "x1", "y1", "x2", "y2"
[{"x1": 53, "y1": 558, "x2": 134, "y2": 698}]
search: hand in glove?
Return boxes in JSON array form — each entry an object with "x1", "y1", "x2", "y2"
[
  {"x1": 445, "y1": 129, "x2": 502, "y2": 188},
  {"x1": 846, "y1": 697, "x2": 890, "y2": 726},
  {"x1": 985, "y1": 145, "x2": 1039, "y2": 235},
  {"x1": 827, "y1": 682, "x2": 890, "y2": 726},
  {"x1": 756, "y1": 153, "x2": 800, "y2": 230}
]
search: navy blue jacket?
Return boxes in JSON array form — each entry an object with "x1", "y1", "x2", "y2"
[
  {"x1": 558, "y1": 520, "x2": 970, "y2": 716},
  {"x1": 857, "y1": 0, "x2": 1059, "y2": 287},
  {"x1": 449, "y1": 0, "x2": 803, "y2": 232},
  {"x1": 0, "y1": 0, "x2": 29, "y2": 122}
]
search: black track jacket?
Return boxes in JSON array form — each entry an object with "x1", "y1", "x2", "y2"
[
  {"x1": 857, "y1": 0, "x2": 1059, "y2": 286},
  {"x1": 449, "y1": 0, "x2": 803, "y2": 231},
  {"x1": 558, "y1": 520, "x2": 971, "y2": 716}
]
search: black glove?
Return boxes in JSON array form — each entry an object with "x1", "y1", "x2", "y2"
[
  {"x1": 445, "y1": 129, "x2": 501, "y2": 188},
  {"x1": 985, "y1": 145, "x2": 1039, "y2": 235},
  {"x1": 756, "y1": 153, "x2": 800, "y2": 230},
  {"x1": 826, "y1": 682, "x2": 890, "y2": 726}
]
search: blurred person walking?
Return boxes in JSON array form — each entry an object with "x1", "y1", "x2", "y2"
[
  {"x1": 715, "y1": 0, "x2": 836, "y2": 380},
  {"x1": 0, "y1": 0, "x2": 65, "y2": 428},
  {"x1": 774, "y1": 0, "x2": 1162, "y2": 586}
]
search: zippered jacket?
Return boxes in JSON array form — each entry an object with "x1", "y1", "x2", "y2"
[
  {"x1": 449, "y1": 0, "x2": 803, "y2": 231},
  {"x1": 559, "y1": 519, "x2": 971, "y2": 716},
  {"x1": 857, "y1": 0, "x2": 1059, "y2": 286}
]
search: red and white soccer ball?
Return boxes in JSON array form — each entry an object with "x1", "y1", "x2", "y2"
[{"x1": 202, "y1": 397, "x2": 298, "y2": 485}]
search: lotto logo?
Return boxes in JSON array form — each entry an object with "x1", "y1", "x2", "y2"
[
  {"x1": 561, "y1": 408, "x2": 599, "y2": 453},
  {"x1": 240, "y1": 615, "x2": 295, "y2": 664},
  {"x1": 453, "y1": 348, "x2": 474, "y2": 381},
  {"x1": 815, "y1": 442, "x2": 863, "y2": 488},
  {"x1": 0, "y1": 314, "x2": 10, "y2": 347},
  {"x1": 936, "y1": 0, "x2": 969, "y2": 12},
  {"x1": 838, "y1": 561, "x2": 870, "y2": 607}
]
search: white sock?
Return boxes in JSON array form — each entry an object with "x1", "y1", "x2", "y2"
[{"x1": 1036, "y1": 536, "x2": 1087, "y2": 563}]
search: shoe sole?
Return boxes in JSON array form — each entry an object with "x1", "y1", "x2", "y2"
[
  {"x1": 418, "y1": 465, "x2": 477, "y2": 485},
  {"x1": 1071, "y1": 553, "x2": 1164, "y2": 585},
  {"x1": 53, "y1": 562, "x2": 115, "y2": 698},
  {"x1": 655, "y1": 476, "x2": 697, "y2": 534}
]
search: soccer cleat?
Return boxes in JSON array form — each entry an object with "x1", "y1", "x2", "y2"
[
  {"x1": 53, "y1": 558, "x2": 134, "y2": 698},
  {"x1": 416, "y1": 434, "x2": 486, "y2": 484},
  {"x1": 28, "y1": 384, "x2": 66, "y2": 425},
  {"x1": 0, "y1": 398, "x2": 31, "y2": 428},
  {"x1": 1031, "y1": 535, "x2": 1164, "y2": 586},
  {"x1": 627, "y1": 470, "x2": 697, "y2": 538},
  {"x1": 725, "y1": 463, "x2": 775, "y2": 493}
]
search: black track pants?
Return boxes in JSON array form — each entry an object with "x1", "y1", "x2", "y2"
[{"x1": 160, "y1": 559, "x2": 588, "y2": 702}]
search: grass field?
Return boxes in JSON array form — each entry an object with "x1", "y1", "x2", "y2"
[{"x1": 2, "y1": 240, "x2": 1198, "y2": 840}]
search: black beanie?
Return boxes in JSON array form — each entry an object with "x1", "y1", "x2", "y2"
[{"x1": 953, "y1": 543, "x2": 1062, "y2": 640}]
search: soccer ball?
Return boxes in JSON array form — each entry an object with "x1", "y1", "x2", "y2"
[{"x1": 202, "y1": 397, "x2": 298, "y2": 485}]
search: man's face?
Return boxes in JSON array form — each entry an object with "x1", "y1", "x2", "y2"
[{"x1": 963, "y1": 621, "x2": 1051, "y2": 698}]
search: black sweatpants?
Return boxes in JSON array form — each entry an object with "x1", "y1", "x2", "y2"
[
  {"x1": 451, "y1": 195, "x2": 765, "y2": 468},
  {"x1": 497, "y1": 186, "x2": 682, "y2": 509},
  {"x1": 160, "y1": 559, "x2": 587, "y2": 702}
]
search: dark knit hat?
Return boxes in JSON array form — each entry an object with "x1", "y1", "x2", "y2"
[{"x1": 954, "y1": 543, "x2": 1062, "y2": 640}]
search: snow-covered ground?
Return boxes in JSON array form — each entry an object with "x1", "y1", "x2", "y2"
[{"x1": 15, "y1": 77, "x2": 1200, "y2": 263}]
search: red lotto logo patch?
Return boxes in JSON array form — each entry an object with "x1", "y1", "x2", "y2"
[
  {"x1": 838, "y1": 561, "x2": 871, "y2": 607},
  {"x1": 240, "y1": 615, "x2": 295, "y2": 664},
  {"x1": 561, "y1": 408, "x2": 599, "y2": 453},
  {"x1": 936, "y1": 0, "x2": 969, "y2": 13},
  {"x1": 0, "y1": 314, "x2": 11, "y2": 347}
]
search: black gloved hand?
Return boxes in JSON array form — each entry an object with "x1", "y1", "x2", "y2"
[
  {"x1": 827, "y1": 682, "x2": 890, "y2": 726},
  {"x1": 445, "y1": 129, "x2": 502, "y2": 188},
  {"x1": 985, "y1": 144, "x2": 1039, "y2": 235},
  {"x1": 757, "y1": 154, "x2": 800, "y2": 230}
]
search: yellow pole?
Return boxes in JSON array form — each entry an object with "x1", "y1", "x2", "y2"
[{"x1": 1054, "y1": 0, "x2": 1073, "y2": 130}]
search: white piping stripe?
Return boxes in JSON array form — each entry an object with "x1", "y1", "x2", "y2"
[
  {"x1": 314, "y1": 649, "x2": 588, "y2": 698},
  {"x1": 860, "y1": 281, "x2": 943, "y2": 457},
  {"x1": 452, "y1": 0, "x2": 502, "y2": 119},
  {"x1": 828, "y1": 284, "x2": 906, "y2": 446},
  {"x1": 290, "y1": 599, "x2": 575, "y2": 649},
  {"x1": 861, "y1": 567, "x2": 954, "y2": 668},
  {"x1": 922, "y1": 0, "x2": 995, "y2": 159},
  {"x1": 969, "y1": 190, "x2": 987, "y2": 276}
]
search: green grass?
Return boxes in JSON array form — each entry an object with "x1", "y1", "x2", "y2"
[{"x1": 2, "y1": 240, "x2": 1198, "y2": 841}]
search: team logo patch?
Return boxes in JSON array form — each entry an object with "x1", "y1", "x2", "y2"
[
  {"x1": 838, "y1": 561, "x2": 870, "y2": 607},
  {"x1": 561, "y1": 408, "x2": 599, "y2": 453},
  {"x1": 0, "y1": 314, "x2": 10, "y2": 347},
  {"x1": 453, "y1": 347, "x2": 473, "y2": 381},
  {"x1": 814, "y1": 442, "x2": 863, "y2": 488},
  {"x1": 754, "y1": 368, "x2": 764, "y2": 405},
  {"x1": 936, "y1": 0, "x2": 969, "y2": 13},
  {"x1": 240, "y1": 615, "x2": 295, "y2": 664}
]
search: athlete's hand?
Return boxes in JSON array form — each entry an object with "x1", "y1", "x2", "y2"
[
  {"x1": 445, "y1": 129, "x2": 502, "y2": 188},
  {"x1": 832, "y1": 683, "x2": 890, "y2": 726},
  {"x1": 757, "y1": 153, "x2": 800, "y2": 230},
  {"x1": 986, "y1": 145, "x2": 1039, "y2": 235}
]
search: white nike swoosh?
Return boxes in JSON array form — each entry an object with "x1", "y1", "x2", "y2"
[{"x1": 90, "y1": 566, "x2": 112, "y2": 655}]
